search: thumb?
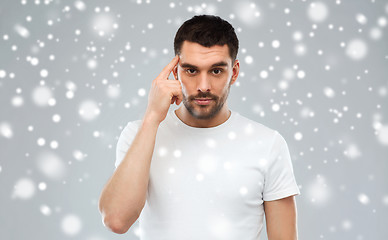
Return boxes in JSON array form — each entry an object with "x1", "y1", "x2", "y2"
[
  {"x1": 176, "y1": 98, "x2": 182, "y2": 105},
  {"x1": 176, "y1": 92, "x2": 183, "y2": 105},
  {"x1": 171, "y1": 96, "x2": 176, "y2": 104}
]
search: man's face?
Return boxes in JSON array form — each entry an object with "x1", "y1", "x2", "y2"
[{"x1": 173, "y1": 41, "x2": 239, "y2": 120}]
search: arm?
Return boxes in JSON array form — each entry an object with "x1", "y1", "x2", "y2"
[
  {"x1": 98, "y1": 56, "x2": 182, "y2": 234},
  {"x1": 264, "y1": 195, "x2": 298, "y2": 240},
  {"x1": 98, "y1": 117, "x2": 160, "y2": 234}
]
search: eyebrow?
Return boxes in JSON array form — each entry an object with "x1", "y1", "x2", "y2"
[{"x1": 180, "y1": 61, "x2": 229, "y2": 69}]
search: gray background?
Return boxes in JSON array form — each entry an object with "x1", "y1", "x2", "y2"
[{"x1": 1, "y1": 0, "x2": 388, "y2": 239}]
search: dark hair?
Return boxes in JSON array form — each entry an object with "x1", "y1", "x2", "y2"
[{"x1": 174, "y1": 15, "x2": 239, "y2": 62}]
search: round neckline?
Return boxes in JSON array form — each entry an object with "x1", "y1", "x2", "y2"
[{"x1": 168, "y1": 108, "x2": 237, "y2": 134}]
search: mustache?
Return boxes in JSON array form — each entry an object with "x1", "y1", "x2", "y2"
[{"x1": 189, "y1": 93, "x2": 218, "y2": 100}]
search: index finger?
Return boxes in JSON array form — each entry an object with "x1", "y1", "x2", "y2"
[{"x1": 160, "y1": 55, "x2": 179, "y2": 79}]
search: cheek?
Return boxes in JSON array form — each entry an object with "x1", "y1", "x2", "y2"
[
  {"x1": 178, "y1": 74, "x2": 194, "y2": 88},
  {"x1": 216, "y1": 79, "x2": 230, "y2": 91},
  {"x1": 177, "y1": 77, "x2": 189, "y2": 96}
]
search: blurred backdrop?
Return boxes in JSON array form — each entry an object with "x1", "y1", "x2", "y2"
[{"x1": 1, "y1": 0, "x2": 388, "y2": 239}]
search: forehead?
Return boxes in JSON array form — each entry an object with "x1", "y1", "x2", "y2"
[{"x1": 179, "y1": 41, "x2": 232, "y2": 67}]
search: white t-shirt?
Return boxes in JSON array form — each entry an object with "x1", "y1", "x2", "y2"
[{"x1": 115, "y1": 109, "x2": 300, "y2": 240}]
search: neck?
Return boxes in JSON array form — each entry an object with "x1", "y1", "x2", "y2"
[{"x1": 175, "y1": 105, "x2": 231, "y2": 128}]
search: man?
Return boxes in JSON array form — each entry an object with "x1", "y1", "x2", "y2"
[{"x1": 99, "y1": 15, "x2": 300, "y2": 240}]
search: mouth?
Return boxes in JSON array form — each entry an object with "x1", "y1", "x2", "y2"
[{"x1": 194, "y1": 98, "x2": 213, "y2": 105}]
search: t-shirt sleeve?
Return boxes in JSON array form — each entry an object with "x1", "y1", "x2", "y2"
[
  {"x1": 263, "y1": 131, "x2": 301, "y2": 201},
  {"x1": 115, "y1": 121, "x2": 140, "y2": 169}
]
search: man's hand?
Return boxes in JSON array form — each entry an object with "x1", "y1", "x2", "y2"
[{"x1": 144, "y1": 55, "x2": 182, "y2": 124}]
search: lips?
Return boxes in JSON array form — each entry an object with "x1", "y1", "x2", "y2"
[{"x1": 194, "y1": 98, "x2": 213, "y2": 105}]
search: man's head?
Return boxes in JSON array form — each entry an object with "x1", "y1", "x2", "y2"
[
  {"x1": 172, "y1": 15, "x2": 240, "y2": 120},
  {"x1": 174, "y1": 15, "x2": 239, "y2": 63}
]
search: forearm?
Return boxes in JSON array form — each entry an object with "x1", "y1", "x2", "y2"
[{"x1": 98, "y1": 116, "x2": 160, "y2": 233}]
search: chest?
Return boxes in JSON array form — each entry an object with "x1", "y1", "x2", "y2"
[{"x1": 147, "y1": 136, "x2": 269, "y2": 217}]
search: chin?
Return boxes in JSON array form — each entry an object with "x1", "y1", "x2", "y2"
[{"x1": 194, "y1": 105, "x2": 223, "y2": 120}]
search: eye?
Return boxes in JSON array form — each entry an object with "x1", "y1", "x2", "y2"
[
  {"x1": 212, "y1": 69, "x2": 223, "y2": 75},
  {"x1": 186, "y1": 69, "x2": 197, "y2": 74}
]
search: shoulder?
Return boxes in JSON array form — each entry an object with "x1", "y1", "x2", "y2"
[
  {"x1": 119, "y1": 119, "x2": 142, "y2": 136},
  {"x1": 233, "y1": 111, "x2": 278, "y2": 139},
  {"x1": 125, "y1": 119, "x2": 142, "y2": 129}
]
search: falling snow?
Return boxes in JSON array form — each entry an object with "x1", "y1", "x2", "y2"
[
  {"x1": 346, "y1": 39, "x2": 368, "y2": 60},
  {"x1": 0, "y1": 1, "x2": 387, "y2": 240},
  {"x1": 307, "y1": 2, "x2": 329, "y2": 23},
  {"x1": 12, "y1": 178, "x2": 36, "y2": 200},
  {"x1": 61, "y1": 214, "x2": 82, "y2": 236}
]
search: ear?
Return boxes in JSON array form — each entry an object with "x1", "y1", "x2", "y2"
[
  {"x1": 173, "y1": 65, "x2": 178, "y2": 80},
  {"x1": 230, "y1": 59, "x2": 240, "y2": 85}
]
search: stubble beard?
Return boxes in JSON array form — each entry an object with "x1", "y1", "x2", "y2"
[{"x1": 182, "y1": 80, "x2": 232, "y2": 120}]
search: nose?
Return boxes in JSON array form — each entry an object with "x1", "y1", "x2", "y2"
[{"x1": 197, "y1": 72, "x2": 211, "y2": 92}]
